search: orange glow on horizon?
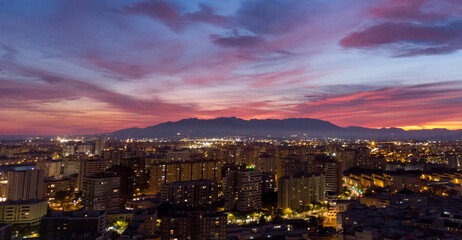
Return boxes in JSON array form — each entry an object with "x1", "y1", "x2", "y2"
[{"x1": 399, "y1": 121, "x2": 462, "y2": 130}]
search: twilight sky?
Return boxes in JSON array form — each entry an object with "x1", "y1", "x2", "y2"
[{"x1": 1, "y1": 0, "x2": 462, "y2": 135}]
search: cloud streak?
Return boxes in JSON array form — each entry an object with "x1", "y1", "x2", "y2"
[{"x1": 294, "y1": 81, "x2": 462, "y2": 128}]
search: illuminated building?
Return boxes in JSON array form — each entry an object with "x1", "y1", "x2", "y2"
[
  {"x1": 161, "y1": 209, "x2": 226, "y2": 240},
  {"x1": 338, "y1": 149, "x2": 356, "y2": 171},
  {"x1": 224, "y1": 169, "x2": 262, "y2": 212},
  {"x1": 356, "y1": 147, "x2": 370, "y2": 168},
  {"x1": 126, "y1": 196, "x2": 161, "y2": 210},
  {"x1": 261, "y1": 171, "x2": 276, "y2": 193},
  {"x1": 161, "y1": 179, "x2": 218, "y2": 207},
  {"x1": 0, "y1": 200, "x2": 47, "y2": 225},
  {"x1": 279, "y1": 157, "x2": 309, "y2": 178},
  {"x1": 102, "y1": 149, "x2": 124, "y2": 166},
  {"x1": 119, "y1": 158, "x2": 149, "y2": 196},
  {"x1": 166, "y1": 150, "x2": 189, "y2": 162},
  {"x1": 43, "y1": 177, "x2": 73, "y2": 200},
  {"x1": 62, "y1": 158, "x2": 80, "y2": 177},
  {"x1": 82, "y1": 172, "x2": 120, "y2": 210},
  {"x1": 0, "y1": 166, "x2": 47, "y2": 228},
  {"x1": 253, "y1": 153, "x2": 277, "y2": 174},
  {"x1": 448, "y1": 155, "x2": 462, "y2": 170},
  {"x1": 36, "y1": 160, "x2": 61, "y2": 178},
  {"x1": 62, "y1": 145, "x2": 75, "y2": 157},
  {"x1": 390, "y1": 174, "x2": 426, "y2": 193},
  {"x1": 148, "y1": 160, "x2": 220, "y2": 195},
  {"x1": 94, "y1": 138, "x2": 104, "y2": 156},
  {"x1": 77, "y1": 158, "x2": 108, "y2": 191},
  {"x1": 77, "y1": 145, "x2": 93, "y2": 155},
  {"x1": 278, "y1": 174, "x2": 326, "y2": 209},
  {"x1": 325, "y1": 161, "x2": 342, "y2": 193},
  {"x1": 360, "y1": 196, "x2": 390, "y2": 208}
]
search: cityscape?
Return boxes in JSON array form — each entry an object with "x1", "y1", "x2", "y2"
[
  {"x1": 0, "y1": 136, "x2": 462, "y2": 239},
  {"x1": 2, "y1": 0, "x2": 462, "y2": 240}
]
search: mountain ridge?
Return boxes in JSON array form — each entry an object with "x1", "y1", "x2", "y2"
[{"x1": 110, "y1": 117, "x2": 462, "y2": 140}]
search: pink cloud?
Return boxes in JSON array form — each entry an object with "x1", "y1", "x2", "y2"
[
  {"x1": 293, "y1": 81, "x2": 462, "y2": 128},
  {"x1": 371, "y1": 0, "x2": 448, "y2": 21}
]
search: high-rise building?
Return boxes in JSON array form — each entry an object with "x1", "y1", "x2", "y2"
[
  {"x1": 77, "y1": 158, "x2": 107, "y2": 191},
  {"x1": 0, "y1": 172, "x2": 7, "y2": 202},
  {"x1": 261, "y1": 172, "x2": 276, "y2": 193},
  {"x1": 448, "y1": 155, "x2": 462, "y2": 170},
  {"x1": 356, "y1": 147, "x2": 371, "y2": 169},
  {"x1": 108, "y1": 165, "x2": 134, "y2": 208},
  {"x1": 148, "y1": 160, "x2": 220, "y2": 195},
  {"x1": 0, "y1": 167, "x2": 47, "y2": 227},
  {"x1": 62, "y1": 145, "x2": 75, "y2": 157},
  {"x1": 166, "y1": 150, "x2": 189, "y2": 162},
  {"x1": 161, "y1": 209, "x2": 226, "y2": 240},
  {"x1": 43, "y1": 177, "x2": 73, "y2": 200},
  {"x1": 78, "y1": 145, "x2": 93, "y2": 155},
  {"x1": 279, "y1": 158, "x2": 309, "y2": 178},
  {"x1": 120, "y1": 158, "x2": 148, "y2": 195},
  {"x1": 36, "y1": 160, "x2": 61, "y2": 178},
  {"x1": 252, "y1": 153, "x2": 277, "y2": 174},
  {"x1": 339, "y1": 149, "x2": 356, "y2": 171},
  {"x1": 161, "y1": 180, "x2": 218, "y2": 207},
  {"x1": 61, "y1": 158, "x2": 80, "y2": 178},
  {"x1": 102, "y1": 149, "x2": 124, "y2": 166},
  {"x1": 357, "y1": 154, "x2": 386, "y2": 170},
  {"x1": 39, "y1": 210, "x2": 107, "y2": 240},
  {"x1": 278, "y1": 174, "x2": 326, "y2": 209},
  {"x1": 224, "y1": 169, "x2": 262, "y2": 212},
  {"x1": 94, "y1": 138, "x2": 105, "y2": 156},
  {"x1": 6, "y1": 169, "x2": 44, "y2": 201},
  {"x1": 325, "y1": 161, "x2": 342, "y2": 193},
  {"x1": 82, "y1": 172, "x2": 120, "y2": 211}
]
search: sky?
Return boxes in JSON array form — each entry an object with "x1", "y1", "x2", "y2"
[{"x1": 1, "y1": 0, "x2": 462, "y2": 135}]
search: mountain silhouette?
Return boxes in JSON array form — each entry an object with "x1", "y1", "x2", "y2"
[{"x1": 111, "y1": 117, "x2": 462, "y2": 140}]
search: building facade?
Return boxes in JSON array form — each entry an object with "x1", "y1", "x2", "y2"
[
  {"x1": 82, "y1": 172, "x2": 120, "y2": 210},
  {"x1": 6, "y1": 169, "x2": 44, "y2": 201},
  {"x1": 149, "y1": 160, "x2": 221, "y2": 195},
  {"x1": 161, "y1": 179, "x2": 218, "y2": 207},
  {"x1": 278, "y1": 174, "x2": 326, "y2": 209},
  {"x1": 0, "y1": 200, "x2": 47, "y2": 225},
  {"x1": 224, "y1": 169, "x2": 262, "y2": 212}
]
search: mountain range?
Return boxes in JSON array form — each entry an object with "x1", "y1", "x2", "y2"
[{"x1": 111, "y1": 117, "x2": 462, "y2": 140}]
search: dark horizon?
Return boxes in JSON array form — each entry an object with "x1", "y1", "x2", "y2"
[{"x1": 3, "y1": 117, "x2": 461, "y2": 141}]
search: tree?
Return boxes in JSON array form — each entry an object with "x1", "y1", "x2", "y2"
[
  {"x1": 259, "y1": 215, "x2": 266, "y2": 224},
  {"x1": 262, "y1": 191, "x2": 277, "y2": 209}
]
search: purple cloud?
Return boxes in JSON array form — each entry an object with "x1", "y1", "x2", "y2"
[
  {"x1": 341, "y1": 21, "x2": 462, "y2": 56},
  {"x1": 211, "y1": 34, "x2": 264, "y2": 48},
  {"x1": 235, "y1": 0, "x2": 320, "y2": 35},
  {"x1": 340, "y1": 0, "x2": 462, "y2": 56},
  {"x1": 122, "y1": 1, "x2": 230, "y2": 31}
]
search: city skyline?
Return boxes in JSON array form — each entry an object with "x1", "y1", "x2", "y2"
[{"x1": 1, "y1": 0, "x2": 462, "y2": 135}]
